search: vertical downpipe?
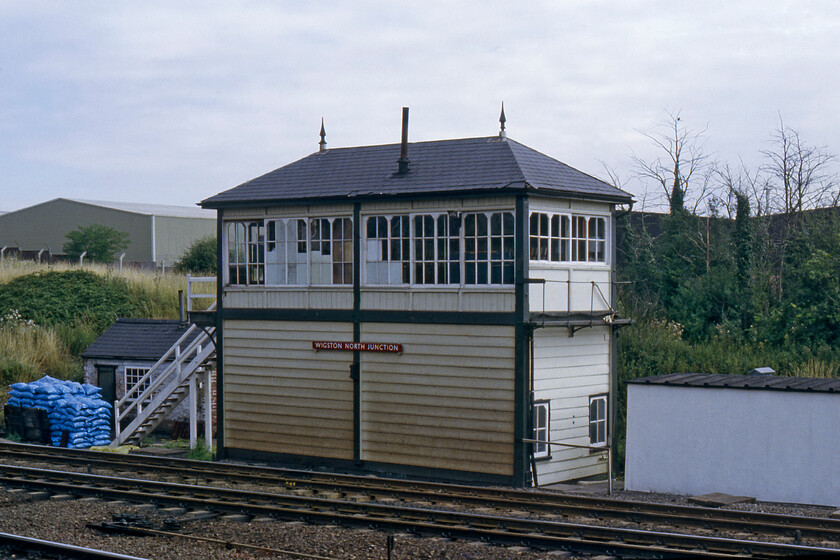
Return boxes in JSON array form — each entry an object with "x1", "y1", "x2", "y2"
[
  {"x1": 215, "y1": 209, "x2": 225, "y2": 459},
  {"x1": 353, "y1": 202, "x2": 362, "y2": 465},
  {"x1": 609, "y1": 206, "x2": 618, "y2": 481},
  {"x1": 513, "y1": 195, "x2": 531, "y2": 487}
]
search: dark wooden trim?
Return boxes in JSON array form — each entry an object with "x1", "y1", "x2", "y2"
[
  {"x1": 201, "y1": 185, "x2": 631, "y2": 211},
  {"x1": 513, "y1": 194, "x2": 531, "y2": 488},
  {"x1": 215, "y1": 209, "x2": 226, "y2": 459},
  {"x1": 223, "y1": 447, "x2": 514, "y2": 487},
  {"x1": 352, "y1": 202, "x2": 362, "y2": 465},
  {"x1": 221, "y1": 308, "x2": 517, "y2": 325}
]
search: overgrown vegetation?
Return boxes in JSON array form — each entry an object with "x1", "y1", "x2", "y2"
[
  {"x1": 0, "y1": 260, "x2": 185, "y2": 389},
  {"x1": 613, "y1": 113, "x2": 840, "y2": 471}
]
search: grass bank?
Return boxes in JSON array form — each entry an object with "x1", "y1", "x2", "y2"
[{"x1": 0, "y1": 259, "x2": 188, "y2": 388}]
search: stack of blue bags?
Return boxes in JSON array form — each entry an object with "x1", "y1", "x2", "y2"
[{"x1": 7, "y1": 375, "x2": 113, "y2": 448}]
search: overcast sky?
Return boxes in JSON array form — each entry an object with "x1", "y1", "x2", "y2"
[{"x1": 2, "y1": 1, "x2": 838, "y2": 213}]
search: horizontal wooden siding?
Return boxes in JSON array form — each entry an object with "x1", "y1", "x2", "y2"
[
  {"x1": 223, "y1": 320, "x2": 354, "y2": 459},
  {"x1": 532, "y1": 327, "x2": 610, "y2": 484},
  {"x1": 360, "y1": 323, "x2": 516, "y2": 476}
]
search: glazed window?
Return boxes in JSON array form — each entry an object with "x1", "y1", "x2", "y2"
[
  {"x1": 464, "y1": 211, "x2": 514, "y2": 285},
  {"x1": 227, "y1": 221, "x2": 264, "y2": 285},
  {"x1": 413, "y1": 213, "x2": 460, "y2": 285},
  {"x1": 124, "y1": 367, "x2": 151, "y2": 399},
  {"x1": 365, "y1": 211, "x2": 513, "y2": 285},
  {"x1": 589, "y1": 394, "x2": 608, "y2": 447},
  {"x1": 529, "y1": 212, "x2": 607, "y2": 263},
  {"x1": 227, "y1": 217, "x2": 353, "y2": 286},
  {"x1": 365, "y1": 215, "x2": 410, "y2": 284},
  {"x1": 533, "y1": 400, "x2": 550, "y2": 459}
]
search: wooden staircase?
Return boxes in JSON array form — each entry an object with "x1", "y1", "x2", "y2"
[{"x1": 112, "y1": 321, "x2": 215, "y2": 447}]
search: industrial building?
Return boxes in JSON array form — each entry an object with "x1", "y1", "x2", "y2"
[
  {"x1": 0, "y1": 198, "x2": 215, "y2": 268},
  {"x1": 199, "y1": 110, "x2": 633, "y2": 486}
]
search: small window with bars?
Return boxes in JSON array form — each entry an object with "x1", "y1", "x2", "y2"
[
  {"x1": 533, "y1": 400, "x2": 550, "y2": 459},
  {"x1": 124, "y1": 367, "x2": 151, "y2": 400},
  {"x1": 589, "y1": 394, "x2": 608, "y2": 447}
]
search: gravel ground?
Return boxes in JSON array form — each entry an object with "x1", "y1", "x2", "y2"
[
  {"x1": 0, "y1": 488, "x2": 590, "y2": 560},
  {"x1": 1, "y1": 450, "x2": 838, "y2": 559}
]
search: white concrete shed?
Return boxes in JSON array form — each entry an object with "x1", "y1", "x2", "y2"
[{"x1": 625, "y1": 373, "x2": 840, "y2": 507}]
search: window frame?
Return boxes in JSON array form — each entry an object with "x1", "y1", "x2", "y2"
[
  {"x1": 588, "y1": 393, "x2": 608, "y2": 448},
  {"x1": 529, "y1": 211, "x2": 609, "y2": 265},
  {"x1": 225, "y1": 209, "x2": 517, "y2": 288},
  {"x1": 224, "y1": 216, "x2": 354, "y2": 287},
  {"x1": 363, "y1": 210, "x2": 515, "y2": 287},
  {"x1": 124, "y1": 366, "x2": 151, "y2": 400},
  {"x1": 533, "y1": 399, "x2": 550, "y2": 460}
]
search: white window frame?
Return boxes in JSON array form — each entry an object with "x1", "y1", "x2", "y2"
[
  {"x1": 533, "y1": 400, "x2": 550, "y2": 459},
  {"x1": 224, "y1": 216, "x2": 354, "y2": 287},
  {"x1": 589, "y1": 394, "x2": 608, "y2": 448},
  {"x1": 362, "y1": 210, "x2": 515, "y2": 286},
  {"x1": 529, "y1": 211, "x2": 608, "y2": 264},
  {"x1": 124, "y1": 366, "x2": 151, "y2": 400}
]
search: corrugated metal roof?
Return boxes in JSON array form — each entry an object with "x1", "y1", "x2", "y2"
[
  {"x1": 81, "y1": 318, "x2": 201, "y2": 361},
  {"x1": 67, "y1": 199, "x2": 214, "y2": 219},
  {"x1": 201, "y1": 136, "x2": 633, "y2": 208},
  {"x1": 629, "y1": 372, "x2": 840, "y2": 394}
]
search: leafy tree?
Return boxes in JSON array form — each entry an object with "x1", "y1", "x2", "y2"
[
  {"x1": 176, "y1": 236, "x2": 217, "y2": 274},
  {"x1": 63, "y1": 224, "x2": 130, "y2": 263}
]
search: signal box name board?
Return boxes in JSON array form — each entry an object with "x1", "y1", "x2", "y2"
[{"x1": 312, "y1": 341, "x2": 403, "y2": 353}]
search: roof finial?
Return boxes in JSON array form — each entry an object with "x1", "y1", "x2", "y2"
[
  {"x1": 318, "y1": 118, "x2": 327, "y2": 153},
  {"x1": 499, "y1": 102, "x2": 507, "y2": 139}
]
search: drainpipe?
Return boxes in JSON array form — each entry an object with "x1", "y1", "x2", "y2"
[
  {"x1": 37, "y1": 248, "x2": 45, "y2": 264},
  {"x1": 79, "y1": 251, "x2": 87, "y2": 266},
  {"x1": 119, "y1": 252, "x2": 125, "y2": 272}
]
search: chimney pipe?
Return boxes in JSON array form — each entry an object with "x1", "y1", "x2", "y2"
[{"x1": 397, "y1": 107, "x2": 410, "y2": 175}]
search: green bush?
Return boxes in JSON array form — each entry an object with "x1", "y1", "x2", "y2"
[
  {"x1": 176, "y1": 237, "x2": 217, "y2": 275},
  {"x1": 0, "y1": 270, "x2": 139, "y2": 330}
]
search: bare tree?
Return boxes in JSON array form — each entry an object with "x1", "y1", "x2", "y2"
[
  {"x1": 762, "y1": 116, "x2": 837, "y2": 215},
  {"x1": 760, "y1": 116, "x2": 839, "y2": 299},
  {"x1": 631, "y1": 112, "x2": 715, "y2": 215},
  {"x1": 715, "y1": 161, "x2": 772, "y2": 218}
]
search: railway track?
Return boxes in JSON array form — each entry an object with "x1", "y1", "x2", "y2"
[
  {"x1": 0, "y1": 448, "x2": 837, "y2": 558},
  {"x1": 0, "y1": 531, "x2": 149, "y2": 560},
  {"x1": 2, "y1": 441, "x2": 839, "y2": 545}
]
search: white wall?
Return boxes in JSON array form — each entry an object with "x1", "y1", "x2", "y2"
[
  {"x1": 533, "y1": 326, "x2": 610, "y2": 484},
  {"x1": 625, "y1": 384, "x2": 840, "y2": 506}
]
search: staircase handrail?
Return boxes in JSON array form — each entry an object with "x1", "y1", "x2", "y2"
[
  {"x1": 116, "y1": 324, "x2": 203, "y2": 409},
  {"x1": 116, "y1": 301, "x2": 216, "y2": 411},
  {"x1": 115, "y1": 342, "x2": 215, "y2": 443}
]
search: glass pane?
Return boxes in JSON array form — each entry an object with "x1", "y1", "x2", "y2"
[
  {"x1": 503, "y1": 212, "x2": 514, "y2": 235},
  {"x1": 367, "y1": 216, "x2": 376, "y2": 238},
  {"x1": 491, "y1": 213, "x2": 501, "y2": 236},
  {"x1": 477, "y1": 214, "x2": 488, "y2": 237}
]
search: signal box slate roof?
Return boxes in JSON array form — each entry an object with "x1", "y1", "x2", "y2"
[
  {"x1": 201, "y1": 136, "x2": 633, "y2": 208},
  {"x1": 629, "y1": 372, "x2": 840, "y2": 394},
  {"x1": 81, "y1": 319, "x2": 200, "y2": 361}
]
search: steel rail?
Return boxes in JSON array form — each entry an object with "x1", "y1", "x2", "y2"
[
  {"x1": 0, "y1": 531, "x2": 149, "y2": 560},
  {"x1": 0, "y1": 464, "x2": 836, "y2": 558},
  {"x1": 1, "y1": 442, "x2": 838, "y2": 543}
]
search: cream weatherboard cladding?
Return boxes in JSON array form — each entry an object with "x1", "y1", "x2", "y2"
[
  {"x1": 360, "y1": 323, "x2": 515, "y2": 476},
  {"x1": 222, "y1": 320, "x2": 354, "y2": 459}
]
